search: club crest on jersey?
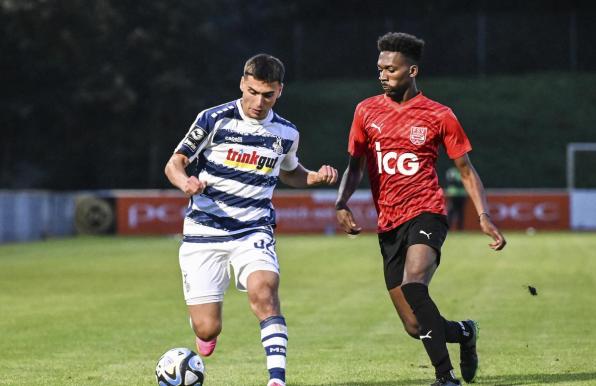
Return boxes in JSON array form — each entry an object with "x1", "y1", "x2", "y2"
[
  {"x1": 272, "y1": 136, "x2": 284, "y2": 155},
  {"x1": 410, "y1": 126, "x2": 428, "y2": 145}
]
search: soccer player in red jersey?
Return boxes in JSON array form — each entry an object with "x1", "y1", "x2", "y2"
[{"x1": 335, "y1": 32, "x2": 506, "y2": 386}]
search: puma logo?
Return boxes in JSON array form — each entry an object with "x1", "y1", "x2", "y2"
[
  {"x1": 420, "y1": 330, "x2": 432, "y2": 340},
  {"x1": 419, "y1": 230, "x2": 432, "y2": 239},
  {"x1": 371, "y1": 122, "x2": 383, "y2": 133}
]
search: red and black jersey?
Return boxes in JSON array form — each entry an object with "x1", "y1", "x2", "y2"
[{"x1": 348, "y1": 92, "x2": 472, "y2": 232}]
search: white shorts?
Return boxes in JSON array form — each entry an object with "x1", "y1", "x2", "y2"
[{"x1": 179, "y1": 230, "x2": 279, "y2": 305}]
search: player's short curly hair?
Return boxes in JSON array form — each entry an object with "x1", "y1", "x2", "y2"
[
  {"x1": 377, "y1": 32, "x2": 425, "y2": 63},
  {"x1": 243, "y1": 54, "x2": 285, "y2": 84}
]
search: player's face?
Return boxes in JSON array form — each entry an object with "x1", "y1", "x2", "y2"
[
  {"x1": 240, "y1": 75, "x2": 283, "y2": 120},
  {"x1": 377, "y1": 51, "x2": 417, "y2": 99}
]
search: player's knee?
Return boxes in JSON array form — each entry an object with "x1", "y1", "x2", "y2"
[
  {"x1": 404, "y1": 321, "x2": 421, "y2": 339},
  {"x1": 192, "y1": 318, "x2": 221, "y2": 341}
]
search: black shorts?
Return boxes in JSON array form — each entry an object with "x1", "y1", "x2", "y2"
[{"x1": 378, "y1": 212, "x2": 449, "y2": 290}]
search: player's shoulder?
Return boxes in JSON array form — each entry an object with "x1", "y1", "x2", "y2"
[
  {"x1": 416, "y1": 94, "x2": 453, "y2": 116},
  {"x1": 200, "y1": 100, "x2": 241, "y2": 119},
  {"x1": 356, "y1": 94, "x2": 385, "y2": 110},
  {"x1": 270, "y1": 112, "x2": 299, "y2": 136},
  {"x1": 195, "y1": 100, "x2": 241, "y2": 131}
]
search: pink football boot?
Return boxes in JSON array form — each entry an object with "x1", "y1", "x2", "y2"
[{"x1": 195, "y1": 336, "x2": 217, "y2": 357}]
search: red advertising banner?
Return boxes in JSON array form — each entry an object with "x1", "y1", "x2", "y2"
[
  {"x1": 273, "y1": 191, "x2": 377, "y2": 234},
  {"x1": 116, "y1": 195, "x2": 187, "y2": 235},
  {"x1": 114, "y1": 190, "x2": 569, "y2": 235},
  {"x1": 115, "y1": 191, "x2": 378, "y2": 235},
  {"x1": 461, "y1": 191, "x2": 569, "y2": 230}
]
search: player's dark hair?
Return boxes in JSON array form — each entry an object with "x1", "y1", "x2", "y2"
[
  {"x1": 377, "y1": 32, "x2": 425, "y2": 63},
  {"x1": 243, "y1": 54, "x2": 285, "y2": 84}
]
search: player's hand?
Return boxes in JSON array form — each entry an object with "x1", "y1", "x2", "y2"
[
  {"x1": 336, "y1": 203, "x2": 362, "y2": 236},
  {"x1": 480, "y1": 214, "x2": 506, "y2": 251},
  {"x1": 182, "y1": 176, "x2": 207, "y2": 196},
  {"x1": 308, "y1": 165, "x2": 338, "y2": 186}
]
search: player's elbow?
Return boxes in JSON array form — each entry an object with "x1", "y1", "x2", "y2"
[
  {"x1": 164, "y1": 159, "x2": 174, "y2": 179},
  {"x1": 164, "y1": 156, "x2": 182, "y2": 185}
]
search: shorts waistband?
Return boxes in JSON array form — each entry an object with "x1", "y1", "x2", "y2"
[{"x1": 183, "y1": 227, "x2": 273, "y2": 243}]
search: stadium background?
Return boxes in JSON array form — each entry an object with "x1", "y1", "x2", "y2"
[
  {"x1": 2, "y1": 0, "x2": 595, "y2": 240},
  {"x1": 2, "y1": 2, "x2": 596, "y2": 386},
  {"x1": 2, "y1": 0, "x2": 596, "y2": 189}
]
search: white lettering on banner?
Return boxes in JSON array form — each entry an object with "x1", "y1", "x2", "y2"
[
  {"x1": 375, "y1": 142, "x2": 419, "y2": 175},
  {"x1": 275, "y1": 207, "x2": 309, "y2": 219},
  {"x1": 128, "y1": 204, "x2": 186, "y2": 228},
  {"x1": 489, "y1": 202, "x2": 559, "y2": 222}
]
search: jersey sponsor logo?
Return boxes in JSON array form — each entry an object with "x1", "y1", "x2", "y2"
[
  {"x1": 224, "y1": 148, "x2": 278, "y2": 172},
  {"x1": 375, "y1": 141, "x2": 420, "y2": 176},
  {"x1": 225, "y1": 136, "x2": 243, "y2": 143},
  {"x1": 371, "y1": 122, "x2": 383, "y2": 133},
  {"x1": 410, "y1": 126, "x2": 427, "y2": 145}
]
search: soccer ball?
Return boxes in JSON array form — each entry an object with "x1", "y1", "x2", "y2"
[{"x1": 155, "y1": 347, "x2": 205, "y2": 386}]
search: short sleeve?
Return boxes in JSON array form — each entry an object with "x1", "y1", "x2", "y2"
[
  {"x1": 174, "y1": 112, "x2": 209, "y2": 161},
  {"x1": 280, "y1": 135, "x2": 300, "y2": 171},
  {"x1": 440, "y1": 109, "x2": 472, "y2": 159},
  {"x1": 347, "y1": 104, "x2": 368, "y2": 157}
]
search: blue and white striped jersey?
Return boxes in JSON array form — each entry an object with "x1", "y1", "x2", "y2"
[{"x1": 174, "y1": 99, "x2": 300, "y2": 237}]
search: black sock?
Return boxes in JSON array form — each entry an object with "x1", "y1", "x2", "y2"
[
  {"x1": 444, "y1": 318, "x2": 475, "y2": 344},
  {"x1": 401, "y1": 282, "x2": 453, "y2": 376},
  {"x1": 444, "y1": 318, "x2": 469, "y2": 343}
]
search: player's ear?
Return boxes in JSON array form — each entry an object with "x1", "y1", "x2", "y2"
[
  {"x1": 278, "y1": 83, "x2": 284, "y2": 98},
  {"x1": 409, "y1": 65, "x2": 418, "y2": 78},
  {"x1": 239, "y1": 76, "x2": 245, "y2": 92}
]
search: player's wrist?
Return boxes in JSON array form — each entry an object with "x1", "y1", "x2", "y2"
[
  {"x1": 335, "y1": 201, "x2": 348, "y2": 211},
  {"x1": 478, "y1": 211, "x2": 491, "y2": 222},
  {"x1": 306, "y1": 171, "x2": 319, "y2": 186}
]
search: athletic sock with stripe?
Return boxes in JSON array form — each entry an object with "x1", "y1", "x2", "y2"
[{"x1": 401, "y1": 282, "x2": 453, "y2": 376}]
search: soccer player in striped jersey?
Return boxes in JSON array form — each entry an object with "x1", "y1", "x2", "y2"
[
  {"x1": 165, "y1": 54, "x2": 337, "y2": 386},
  {"x1": 335, "y1": 33, "x2": 506, "y2": 386}
]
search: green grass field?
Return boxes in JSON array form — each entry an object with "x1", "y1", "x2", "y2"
[{"x1": 1, "y1": 232, "x2": 595, "y2": 386}]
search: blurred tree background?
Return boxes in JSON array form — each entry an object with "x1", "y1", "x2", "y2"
[{"x1": 1, "y1": 0, "x2": 595, "y2": 190}]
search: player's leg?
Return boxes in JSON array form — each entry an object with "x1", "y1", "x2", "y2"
[
  {"x1": 381, "y1": 217, "x2": 464, "y2": 342},
  {"x1": 232, "y1": 231, "x2": 287, "y2": 386},
  {"x1": 247, "y1": 270, "x2": 287, "y2": 386},
  {"x1": 380, "y1": 225, "x2": 426, "y2": 339},
  {"x1": 188, "y1": 302, "x2": 222, "y2": 356},
  {"x1": 179, "y1": 241, "x2": 230, "y2": 357},
  {"x1": 401, "y1": 244, "x2": 460, "y2": 384},
  {"x1": 247, "y1": 270, "x2": 281, "y2": 319},
  {"x1": 388, "y1": 287, "x2": 472, "y2": 344},
  {"x1": 400, "y1": 213, "x2": 461, "y2": 384},
  {"x1": 388, "y1": 286, "x2": 420, "y2": 338}
]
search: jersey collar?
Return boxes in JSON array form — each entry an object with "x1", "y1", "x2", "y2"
[
  {"x1": 383, "y1": 91, "x2": 425, "y2": 108},
  {"x1": 236, "y1": 99, "x2": 274, "y2": 125}
]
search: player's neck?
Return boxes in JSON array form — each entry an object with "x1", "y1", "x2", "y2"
[{"x1": 389, "y1": 86, "x2": 420, "y2": 104}]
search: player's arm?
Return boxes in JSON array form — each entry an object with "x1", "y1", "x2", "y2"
[
  {"x1": 454, "y1": 154, "x2": 506, "y2": 251},
  {"x1": 279, "y1": 163, "x2": 338, "y2": 188},
  {"x1": 335, "y1": 155, "x2": 366, "y2": 235},
  {"x1": 164, "y1": 153, "x2": 206, "y2": 197}
]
